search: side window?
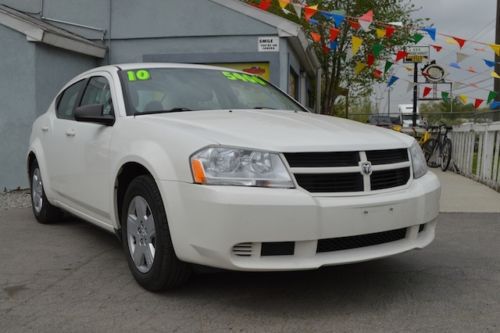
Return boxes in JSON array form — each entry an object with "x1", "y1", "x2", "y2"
[
  {"x1": 80, "y1": 76, "x2": 114, "y2": 115},
  {"x1": 56, "y1": 80, "x2": 86, "y2": 119}
]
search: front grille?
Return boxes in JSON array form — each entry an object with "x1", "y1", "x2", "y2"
[
  {"x1": 371, "y1": 167, "x2": 410, "y2": 190},
  {"x1": 284, "y1": 152, "x2": 359, "y2": 168},
  {"x1": 317, "y1": 228, "x2": 407, "y2": 253},
  {"x1": 366, "y1": 149, "x2": 409, "y2": 165},
  {"x1": 294, "y1": 173, "x2": 363, "y2": 193}
]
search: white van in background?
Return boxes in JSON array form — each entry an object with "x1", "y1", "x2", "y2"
[{"x1": 399, "y1": 104, "x2": 424, "y2": 127}]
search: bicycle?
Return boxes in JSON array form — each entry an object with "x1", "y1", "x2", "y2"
[{"x1": 421, "y1": 123, "x2": 453, "y2": 171}]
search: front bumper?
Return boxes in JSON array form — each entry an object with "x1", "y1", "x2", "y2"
[{"x1": 161, "y1": 171, "x2": 440, "y2": 271}]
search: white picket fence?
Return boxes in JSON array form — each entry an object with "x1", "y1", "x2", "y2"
[{"x1": 450, "y1": 122, "x2": 500, "y2": 192}]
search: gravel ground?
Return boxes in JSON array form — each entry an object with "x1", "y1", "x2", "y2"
[{"x1": 0, "y1": 190, "x2": 31, "y2": 211}]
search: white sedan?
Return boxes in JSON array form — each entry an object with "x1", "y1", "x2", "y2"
[{"x1": 28, "y1": 63, "x2": 440, "y2": 291}]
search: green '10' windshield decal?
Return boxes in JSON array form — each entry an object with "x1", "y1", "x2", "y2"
[
  {"x1": 222, "y1": 71, "x2": 267, "y2": 86},
  {"x1": 127, "y1": 70, "x2": 151, "y2": 81}
]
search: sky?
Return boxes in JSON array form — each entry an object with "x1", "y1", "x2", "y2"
[{"x1": 375, "y1": 0, "x2": 498, "y2": 114}]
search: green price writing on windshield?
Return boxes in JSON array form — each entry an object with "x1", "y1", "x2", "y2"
[
  {"x1": 127, "y1": 70, "x2": 151, "y2": 81},
  {"x1": 222, "y1": 71, "x2": 267, "y2": 86}
]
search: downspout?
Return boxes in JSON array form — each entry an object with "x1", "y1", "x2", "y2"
[{"x1": 107, "y1": 0, "x2": 112, "y2": 64}]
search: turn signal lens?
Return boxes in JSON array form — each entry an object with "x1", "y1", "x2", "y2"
[{"x1": 191, "y1": 159, "x2": 206, "y2": 184}]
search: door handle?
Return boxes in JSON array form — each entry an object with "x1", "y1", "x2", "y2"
[
  {"x1": 41, "y1": 126, "x2": 49, "y2": 132},
  {"x1": 65, "y1": 129, "x2": 76, "y2": 137}
]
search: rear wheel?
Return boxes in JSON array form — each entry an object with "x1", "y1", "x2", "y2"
[
  {"x1": 121, "y1": 175, "x2": 191, "y2": 291},
  {"x1": 440, "y1": 138, "x2": 452, "y2": 171},
  {"x1": 29, "y1": 160, "x2": 63, "y2": 224}
]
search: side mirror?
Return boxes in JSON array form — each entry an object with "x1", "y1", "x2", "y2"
[{"x1": 74, "y1": 104, "x2": 115, "y2": 126}]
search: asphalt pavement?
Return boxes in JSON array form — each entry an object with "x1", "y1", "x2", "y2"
[{"x1": 0, "y1": 208, "x2": 499, "y2": 332}]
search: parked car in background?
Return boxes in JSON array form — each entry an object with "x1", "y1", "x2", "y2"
[{"x1": 28, "y1": 63, "x2": 441, "y2": 291}]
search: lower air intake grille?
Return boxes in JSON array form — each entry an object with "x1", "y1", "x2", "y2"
[
  {"x1": 316, "y1": 228, "x2": 407, "y2": 253},
  {"x1": 294, "y1": 173, "x2": 364, "y2": 193},
  {"x1": 232, "y1": 243, "x2": 254, "y2": 257},
  {"x1": 261, "y1": 242, "x2": 295, "y2": 256},
  {"x1": 370, "y1": 167, "x2": 410, "y2": 190}
]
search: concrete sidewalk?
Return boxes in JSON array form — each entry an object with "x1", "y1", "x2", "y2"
[{"x1": 434, "y1": 169, "x2": 500, "y2": 213}]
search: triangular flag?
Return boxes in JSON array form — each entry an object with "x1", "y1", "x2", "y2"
[
  {"x1": 367, "y1": 53, "x2": 375, "y2": 66},
  {"x1": 489, "y1": 44, "x2": 500, "y2": 56},
  {"x1": 292, "y1": 3, "x2": 302, "y2": 18},
  {"x1": 384, "y1": 61, "x2": 393, "y2": 73},
  {"x1": 423, "y1": 86, "x2": 432, "y2": 98},
  {"x1": 487, "y1": 91, "x2": 498, "y2": 104},
  {"x1": 352, "y1": 36, "x2": 363, "y2": 55},
  {"x1": 310, "y1": 32, "x2": 321, "y2": 43},
  {"x1": 373, "y1": 43, "x2": 383, "y2": 57},
  {"x1": 330, "y1": 40, "x2": 338, "y2": 51},
  {"x1": 431, "y1": 44, "x2": 443, "y2": 52},
  {"x1": 359, "y1": 10, "x2": 374, "y2": 22},
  {"x1": 449, "y1": 62, "x2": 461, "y2": 69},
  {"x1": 278, "y1": 0, "x2": 290, "y2": 9},
  {"x1": 304, "y1": 5, "x2": 318, "y2": 21},
  {"x1": 445, "y1": 37, "x2": 458, "y2": 45},
  {"x1": 491, "y1": 101, "x2": 500, "y2": 109},
  {"x1": 373, "y1": 69, "x2": 383, "y2": 79},
  {"x1": 354, "y1": 62, "x2": 367, "y2": 75},
  {"x1": 413, "y1": 33, "x2": 424, "y2": 44},
  {"x1": 329, "y1": 27, "x2": 340, "y2": 41},
  {"x1": 258, "y1": 0, "x2": 272, "y2": 11},
  {"x1": 376, "y1": 28, "x2": 386, "y2": 38},
  {"x1": 421, "y1": 27, "x2": 436, "y2": 41},
  {"x1": 458, "y1": 95, "x2": 468, "y2": 104},
  {"x1": 483, "y1": 59, "x2": 496, "y2": 68},
  {"x1": 441, "y1": 91, "x2": 450, "y2": 103},
  {"x1": 322, "y1": 45, "x2": 330, "y2": 55},
  {"x1": 452, "y1": 36, "x2": 466, "y2": 48},
  {"x1": 349, "y1": 20, "x2": 361, "y2": 30},
  {"x1": 474, "y1": 99, "x2": 484, "y2": 109},
  {"x1": 492, "y1": 72, "x2": 500, "y2": 79},
  {"x1": 407, "y1": 81, "x2": 416, "y2": 93},
  {"x1": 456, "y1": 52, "x2": 470, "y2": 63},
  {"x1": 332, "y1": 13, "x2": 345, "y2": 27},
  {"x1": 395, "y1": 50, "x2": 408, "y2": 62},
  {"x1": 387, "y1": 75, "x2": 399, "y2": 87},
  {"x1": 385, "y1": 25, "x2": 395, "y2": 38},
  {"x1": 467, "y1": 66, "x2": 477, "y2": 73},
  {"x1": 359, "y1": 20, "x2": 371, "y2": 32}
]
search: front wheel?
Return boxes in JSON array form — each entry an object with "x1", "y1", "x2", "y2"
[
  {"x1": 121, "y1": 175, "x2": 191, "y2": 291},
  {"x1": 440, "y1": 138, "x2": 452, "y2": 171},
  {"x1": 29, "y1": 160, "x2": 63, "y2": 224}
]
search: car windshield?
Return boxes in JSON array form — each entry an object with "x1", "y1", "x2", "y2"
[{"x1": 120, "y1": 68, "x2": 306, "y2": 115}]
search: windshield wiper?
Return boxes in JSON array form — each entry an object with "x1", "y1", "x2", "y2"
[{"x1": 134, "y1": 107, "x2": 193, "y2": 116}]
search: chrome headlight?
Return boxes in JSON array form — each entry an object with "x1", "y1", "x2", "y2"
[
  {"x1": 409, "y1": 140, "x2": 428, "y2": 179},
  {"x1": 190, "y1": 146, "x2": 294, "y2": 188}
]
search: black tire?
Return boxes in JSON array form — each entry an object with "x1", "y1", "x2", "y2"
[
  {"x1": 29, "y1": 160, "x2": 63, "y2": 224},
  {"x1": 422, "y1": 138, "x2": 438, "y2": 167},
  {"x1": 121, "y1": 175, "x2": 191, "y2": 291},
  {"x1": 440, "y1": 138, "x2": 452, "y2": 171}
]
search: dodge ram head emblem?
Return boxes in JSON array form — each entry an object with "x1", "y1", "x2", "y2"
[{"x1": 360, "y1": 161, "x2": 373, "y2": 176}]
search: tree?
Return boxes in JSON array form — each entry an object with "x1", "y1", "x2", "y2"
[{"x1": 244, "y1": 0, "x2": 426, "y2": 115}]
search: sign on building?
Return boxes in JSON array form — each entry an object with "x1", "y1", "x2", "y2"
[
  {"x1": 404, "y1": 46, "x2": 430, "y2": 63},
  {"x1": 258, "y1": 36, "x2": 279, "y2": 52}
]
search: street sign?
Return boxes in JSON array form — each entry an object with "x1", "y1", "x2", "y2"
[{"x1": 404, "y1": 46, "x2": 430, "y2": 63}]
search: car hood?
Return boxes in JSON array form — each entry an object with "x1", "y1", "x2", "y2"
[{"x1": 140, "y1": 110, "x2": 414, "y2": 152}]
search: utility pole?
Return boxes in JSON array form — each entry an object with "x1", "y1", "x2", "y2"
[
  {"x1": 412, "y1": 62, "x2": 418, "y2": 127},
  {"x1": 495, "y1": 0, "x2": 499, "y2": 101}
]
